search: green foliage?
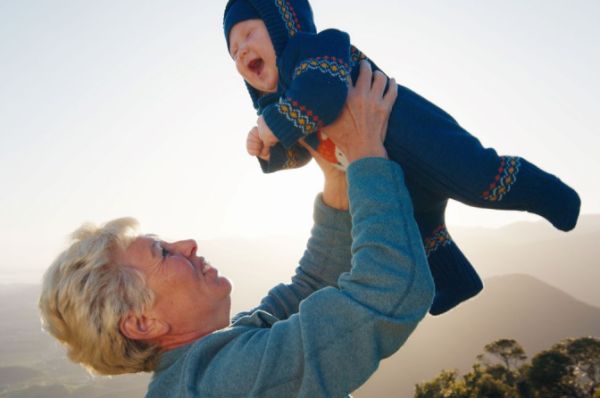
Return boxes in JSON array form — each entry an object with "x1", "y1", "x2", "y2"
[
  {"x1": 478, "y1": 339, "x2": 527, "y2": 373},
  {"x1": 414, "y1": 337, "x2": 600, "y2": 398},
  {"x1": 470, "y1": 373, "x2": 512, "y2": 398},
  {"x1": 528, "y1": 350, "x2": 575, "y2": 397},
  {"x1": 549, "y1": 337, "x2": 600, "y2": 397},
  {"x1": 414, "y1": 370, "x2": 469, "y2": 398}
]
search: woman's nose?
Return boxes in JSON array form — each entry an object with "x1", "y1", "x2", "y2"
[{"x1": 172, "y1": 239, "x2": 197, "y2": 257}]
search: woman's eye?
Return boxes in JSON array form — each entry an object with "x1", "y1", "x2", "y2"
[{"x1": 162, "y1": 247, "x2": 170, "y2": 258}]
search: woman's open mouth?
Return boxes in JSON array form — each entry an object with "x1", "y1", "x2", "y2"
[{"x1": 198, "y1": 257, "x2": 215, "y2": 276}]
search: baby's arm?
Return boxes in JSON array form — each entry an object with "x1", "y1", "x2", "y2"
[
  {"x1": 246, "y1": 117, "x2": 280, "y2": 160},
  {"x1": 261, "y1": 29, "x2": 352, "y2": 148}
]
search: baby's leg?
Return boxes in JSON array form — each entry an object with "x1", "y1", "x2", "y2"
[
  {"x1": 387, "y1": 86, "x2": 580, "y2": 231},
  {"x1": 407, "y1": 180, "x2": 483, "y2": 315}
]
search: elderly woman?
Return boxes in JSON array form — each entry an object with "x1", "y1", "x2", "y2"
[{"x1": 39, "y1": 62, "x2": 434, "y2": 397}]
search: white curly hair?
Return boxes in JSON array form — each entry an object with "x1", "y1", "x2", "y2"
[{"x1": 39, "y1": 217, "x2": 160, "y2": 375}]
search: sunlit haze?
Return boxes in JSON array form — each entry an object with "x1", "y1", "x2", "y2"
[{"x1": 1, "y1": 0, "x2": 598, "y2": 283}]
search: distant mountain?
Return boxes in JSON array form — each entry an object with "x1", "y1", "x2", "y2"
[
  {"x1": 0, "y1": 284, "x2": 150, "y2": 397},
  {"x1": 353, "y1": 274, "x2": 600, "y2": 397},
  {"x1": 3, "y1": 275, "x2": 597, "y2": 397},
  {"x1": 0, "y1": 367, "x2": 41, "y2": 387},
  {"x1": 198, "y1": 214, "x2": 600, "y2": 314},
  {"x1": 1, "y1": 215, "x2": 597, "y2": 396},
  {"x1": 451, "y1": 213, "x2": 600, "y2": 307},
  {"x1": 453, "y1": 213, "x2": 600, "y2": 246}
]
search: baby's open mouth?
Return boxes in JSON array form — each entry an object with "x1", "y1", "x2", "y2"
[{"x1": 248, "y1": 58, "x2": 264, "y2": 76}]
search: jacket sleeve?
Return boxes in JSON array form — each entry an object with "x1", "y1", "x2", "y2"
[
  {"x1": 203, "y1": 158, "x2": 435, "y2": 397},
  {"x1": 262, "y1": 29, "x2": 352, "y2": 148},
  {"x1": 232, "y1": 192, "x2": 353, "y2": 323}
]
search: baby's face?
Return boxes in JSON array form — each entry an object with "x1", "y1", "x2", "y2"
[{"x1": 229, "y1": 19, "x2": 278, "y2": 94}]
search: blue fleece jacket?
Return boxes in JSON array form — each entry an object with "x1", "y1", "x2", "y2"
[{"x1": 145, "y1": 158, "x2": 434, "y2": 397}]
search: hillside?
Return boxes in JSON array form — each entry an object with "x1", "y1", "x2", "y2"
[
  {"x1": 201, "y1": 213, "x2": 600, "y2": 314},
  {"x1": 353, "y1": 274, "x2": 600, "y2": 397},
  {"x1": 1, "y1": 274, "x2": 598, "y2": 397},
  {"x1": 1, "y1": 215, "x2": 598, "y2": 396},
  {"x1": 452, "y1": 213, "x2": 600, "y2": 307},
  {"x1": 0, "y1": 285, "x2": 150, "y2": 397}
]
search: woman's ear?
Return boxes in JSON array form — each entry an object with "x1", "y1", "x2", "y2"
[{"x1": 119, "y1": 313, "x2": 169, "y2": 341}]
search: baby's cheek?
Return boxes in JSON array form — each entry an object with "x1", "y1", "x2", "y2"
[{"x1": 234, "y1": 62, "x2": 247, "y2": 79}]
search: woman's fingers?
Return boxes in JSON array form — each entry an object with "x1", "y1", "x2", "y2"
[
  {"x1": 322, "y1": 59, "x2": 395, "y2": 163},
  {"x1": 370, "y1": 70, "x2": 388, "y2": 99},
  {"x1": 354, "y1": 60, "x2": 373, "y2": 94},
  {"x1": 383, "y1": 78, "x2": 398, "y2": 111},
  {"x1": 376, "y1": 77, "x2": 397, "y2": 141}
]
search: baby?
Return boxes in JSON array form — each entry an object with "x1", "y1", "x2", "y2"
[{"x1": 223, "y1": 0, "x2": 581, "y2": 315}]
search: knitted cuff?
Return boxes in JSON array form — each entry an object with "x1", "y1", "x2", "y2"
[
  {"x1": 262, "y1": 102, "x2": 309, "y2": 148},
  {"x1": 257, "y1": 142, "x2": 313, "y2": 173}
]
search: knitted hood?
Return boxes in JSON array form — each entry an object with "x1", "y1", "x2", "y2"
[{"x1": 223, "y1": 0, "x2": 317, "y2": 110}]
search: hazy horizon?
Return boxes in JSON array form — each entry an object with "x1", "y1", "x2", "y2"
[
  {"x1": 1, "y1": 271, "x2": 599, "y2": 397},
  {"x1": 1, "y1": 1, "x2": 599, "y2": 283}
]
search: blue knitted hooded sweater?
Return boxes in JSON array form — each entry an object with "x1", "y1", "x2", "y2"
[
  {"x1": 222, "y1": 0, "x2": 581, "y2": 317},
  {"x1": 224, "y1": 0, "x2": 372, "y2": 172}
]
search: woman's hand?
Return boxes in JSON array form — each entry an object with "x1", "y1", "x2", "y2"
[
  {"x1": 301, "y1": 61, "x2": 397, "y2": 210},
  {"x1": 323, "y1": 61, "x2": 397, "y2": 163}
]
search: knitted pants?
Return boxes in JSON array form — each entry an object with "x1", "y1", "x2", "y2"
[{"x1": 383, "y1": 84, "x2": 580, "y2": 315}]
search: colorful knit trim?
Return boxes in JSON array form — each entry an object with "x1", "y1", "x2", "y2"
[
  {"x1": 275, "y1": 0, "x2": 301, "y2": 37},
  {"x1": 282, "y1": 147, "x2": 300, "y2": 169},
  {"x1": 350, "y1": 46, "x2": 368, "y2": 67},
  {"x1": 482, "y1": 156, "x2": 521, "y2": 202},
  {"x1": 424, "y1": 225, "x2": 452, "y2": 256},
  {"x1": 293, "y1": 56, "x2": 351, "y2": 85},
  {"x1": 276, "y1": 97, "x2": 322, "y2": 135}
]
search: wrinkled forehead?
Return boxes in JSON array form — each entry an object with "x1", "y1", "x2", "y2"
[{"x1": 115, "y1": 235, "x2": 157, "y2": 269}]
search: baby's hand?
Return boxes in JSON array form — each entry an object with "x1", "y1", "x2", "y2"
[
  {"x1": 257, "y1": 116, "x2": 279, "y2": 149},
  {"x1": 246, "y1": 127, "x2": 270, "y2": 160}
]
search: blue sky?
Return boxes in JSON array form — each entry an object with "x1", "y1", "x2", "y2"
[{"x1": 1, "y1": 0, "x2": 599, "y2": 282}]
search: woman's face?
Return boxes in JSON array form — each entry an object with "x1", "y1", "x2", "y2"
[{"x1": 118, "y1": 236, "x2": 232, "y2": 337}]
